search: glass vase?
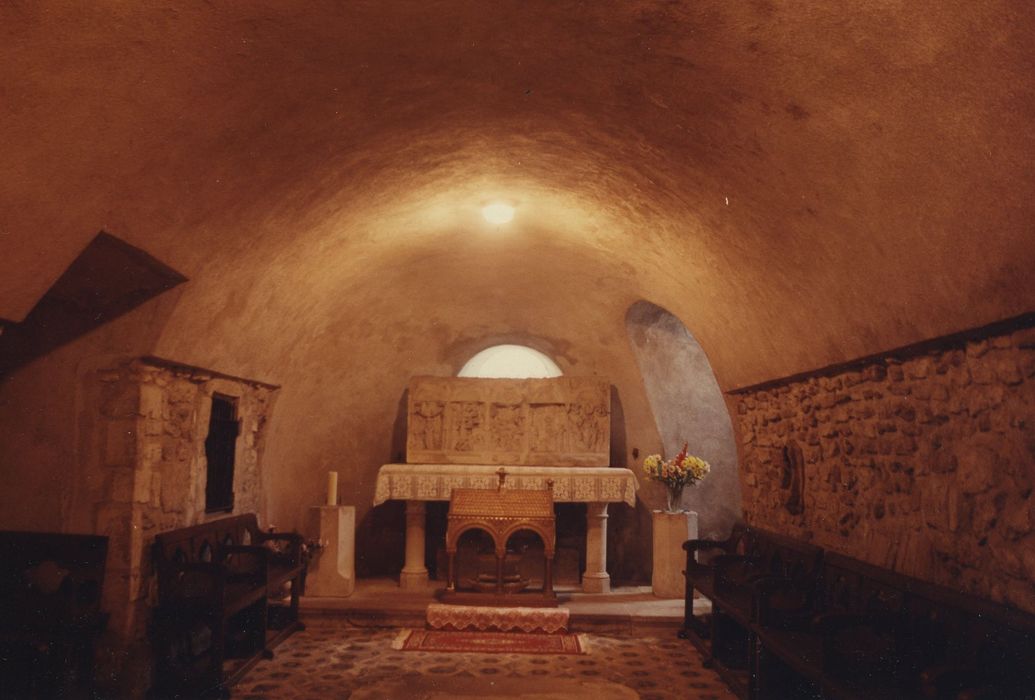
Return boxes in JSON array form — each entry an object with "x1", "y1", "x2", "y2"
[{"x1": 665, "y1": 484, "x2": 685, "y2": 513}]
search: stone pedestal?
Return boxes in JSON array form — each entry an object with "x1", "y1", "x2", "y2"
[
  {"x1": 652, "y1": 510, "x2": 698, "y2": 599},
  {"x1": 306, "y1": 505, "x2": 356, "y2": 597}
]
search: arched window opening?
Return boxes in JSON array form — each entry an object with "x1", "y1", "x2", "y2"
[{"x1": 458, "y1": 344, "x2": 562, "y2": 378}]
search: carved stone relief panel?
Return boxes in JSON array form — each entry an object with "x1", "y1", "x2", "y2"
[{"x1": 407, "y1": 376, "x2": 611, "y2": 466}]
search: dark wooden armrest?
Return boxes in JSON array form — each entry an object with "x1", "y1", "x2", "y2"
[
  {"x1": 254, "y1": 531, "x2": 304, "y2": 564},
  {"x1": 683, "y1": 538, "x2": 732, "y2": 553},
  {"x1": 684, "y1": 541, "x2": 734, "y2": 576}
]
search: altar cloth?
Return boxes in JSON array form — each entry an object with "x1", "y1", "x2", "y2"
[
  {"x1": 426, "y1": 603, "x2": 569, "y2": 634},
  {"x1": 374, "y1": 463, "x2": 638, "y2": 507}
]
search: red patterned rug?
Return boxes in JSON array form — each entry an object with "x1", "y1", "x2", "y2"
[{"x1": 393, "y1": 629, "x2": 586, "y2": 655}]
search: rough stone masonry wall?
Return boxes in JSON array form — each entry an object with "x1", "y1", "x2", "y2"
[
  {"x1": 87, "y1": 357, "x2": 276, "y2": 691},
  {"x1": 735, "y1": 324, "x2": 1035, "y2": 613}
]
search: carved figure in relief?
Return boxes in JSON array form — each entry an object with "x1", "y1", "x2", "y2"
[
  {"x1": 591, "y1": 402, "x2": 609, "y2": 449},
  {"x1": 529, "y1": 403, "x2": 566, "y2": 452},
  {"x1": 566, "y1": 403, "x2": 591, "y2": 452},
  {"x1": 451, "y1": 402, "x2": 484, "y2": 452},
  {"x1": 566, "y1": 398, "x2": 609, "y2": 452},
  {"x1": 412, "y1": 401, "x2": 445, "y2": 450},
  {"x1": 780, "y1": 440, "x2": 805, "y2": 515},
  {"x1": 407, "y1": 376, "x2": 610, "y2": 465},
  {"x1": 490, "y1": 403, "x2": 524, "y2": 451}
]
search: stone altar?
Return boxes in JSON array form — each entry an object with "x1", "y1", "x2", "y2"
[
  {"x1": 382, "y1": 375, "x2": 636, "y2": 594},
  {"x1": 374, "y1": 463, "x2": 638, "y2": 593},
  {"x1": 407, "y1": 376, "x2": 611, "y2": 467}
]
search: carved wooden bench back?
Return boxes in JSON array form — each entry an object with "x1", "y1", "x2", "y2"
[
  {"x1": 820, "y1": 551, "x2": 907, "y2": 617},
  {"x1": 153, "y1": 514, "x2": 261, "y2": 568},
  {"x1": 744, "y1": 528, "x2": 823, "y2": 583}
]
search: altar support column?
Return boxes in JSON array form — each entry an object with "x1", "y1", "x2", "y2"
[
  {"x1": 400, "y1": 500, "x2": 429, "y2": 590},
  {"x1": 583, "y1": 502, "x2": 610, "y2": 593}
]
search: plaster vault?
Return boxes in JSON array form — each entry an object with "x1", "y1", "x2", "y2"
[{"x1": 1, "y1": 0, "x2": 1033, "y2": 618}]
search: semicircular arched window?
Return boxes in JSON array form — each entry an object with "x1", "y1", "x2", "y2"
[{"x1": 458, "y1": 344, "x2": 562, "y2": 378}]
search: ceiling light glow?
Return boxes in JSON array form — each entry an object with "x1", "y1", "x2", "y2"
[{"x1": 482, "y1": 202, "x2": 515, "y2": 225}]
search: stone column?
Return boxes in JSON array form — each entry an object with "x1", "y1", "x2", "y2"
[
  {"x1": 306, "y1": 505, "x2": 356, "y2": 597},
  {"x1": 400, "y1": 500, "x2": 429, "y2": 590},
  {"x1": 652, "y1": 510, "x2": 698, "y2": 598},
  {"x1": 582, "y1": 502, "x2": 610, "y2": 593}
]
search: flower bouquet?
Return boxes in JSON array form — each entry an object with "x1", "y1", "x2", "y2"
[{"x1": 642, "y1": 442, "x2": 710, "y2": 513}]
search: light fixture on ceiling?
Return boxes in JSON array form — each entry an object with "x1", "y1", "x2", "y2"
[{"x1": 481, "y1": 201, "x2": 515, "y2": 225}]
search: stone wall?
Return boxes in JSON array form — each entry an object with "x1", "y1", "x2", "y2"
[
  {"x1": 85, "y1": 357, "x2": 277, "y2": 691},
  {"x1": 735, "y1": 323, "x2": 1035, "y2": 613}
]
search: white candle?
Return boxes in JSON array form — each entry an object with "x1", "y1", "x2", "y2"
[{"x1": 326, "y1": 471, "x2": 338, "y2": 506}]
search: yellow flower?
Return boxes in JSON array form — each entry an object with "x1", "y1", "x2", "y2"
[
  {"x1": 682, "y1": 455, "x2": 710, "y2": 481},
  {"x1": 643, "y1": 454, "x2": 662, "y2": 475}
]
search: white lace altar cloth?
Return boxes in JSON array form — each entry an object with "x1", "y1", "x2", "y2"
[
  {"x1": 426, "y1": 603, "x2": 570, "y2": 634},
  {"x1": 373, "y1": 464, "x2": 638, "y2": 507}
]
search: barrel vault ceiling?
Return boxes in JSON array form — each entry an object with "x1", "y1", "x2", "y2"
[{"x1": 2, "y1": 1, "x2": 1033, "y2": 390}]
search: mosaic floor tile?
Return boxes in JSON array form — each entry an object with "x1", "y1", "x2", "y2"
[{"x1": 233, "y1": 617, "x2": 735, "y2": 699}]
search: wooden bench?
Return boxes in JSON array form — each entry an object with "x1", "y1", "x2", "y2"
[
  {"x1": 0, "y1": 531, "x2": 109, "y2": 699},
  {"x1": 682, "y1": 527, "x2": 1035, "y2": 700},
  {"x1": 753, "y1": 550, "x2": 1035, "y2": 700},
  {"x1": 681, "y1": 522, "x2": 748, "y2": 638},
  {"x1": 708, "y1": 529, "x2": 823, "y2": 681},
  {"x1": 151, "y1": 514, "x2": 305, "y2": 697}
]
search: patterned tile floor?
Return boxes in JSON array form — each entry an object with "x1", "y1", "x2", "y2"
[{"x1": 234, "y1": 617, "x2": 735, "y2": 699}]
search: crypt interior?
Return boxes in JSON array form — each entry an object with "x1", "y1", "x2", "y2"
[{"x1": 1, "y1": 2, "x2": 1034, "y2": 699}]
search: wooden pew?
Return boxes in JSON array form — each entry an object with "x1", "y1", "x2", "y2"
[
  {"x1": 749, "y1": 549, "x2": 1035, "y2": 700},
  {"x1": 150, "y1": 514, "x2": 305, "y2": 698},
  {"x1": 0, "y1": 531, "x2": 109, "y2": 699}
]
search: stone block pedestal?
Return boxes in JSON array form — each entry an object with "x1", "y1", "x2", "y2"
[
  {"x1": 652, "y1": 510, "x2": 698, "y2": 599},
  {"x1": 306, "y1": 505, "x2": 356, "y2": 597}
]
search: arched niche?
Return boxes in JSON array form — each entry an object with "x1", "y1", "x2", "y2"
[
  {"x1": 625, "y1": 300, "x2": 742, "y2": 538},
  {"x1": 457, "y1": 344, "x2": 563, "y2": 378}
]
